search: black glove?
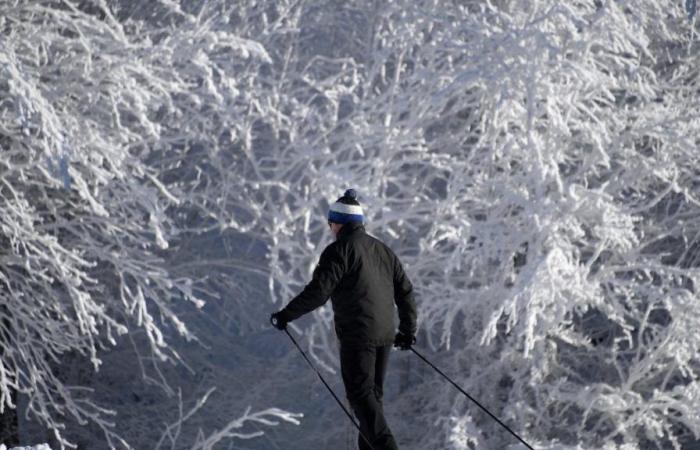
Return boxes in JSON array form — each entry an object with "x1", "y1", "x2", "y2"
[
  {"x1": 270, "y1": 311, "x2": 289, "y2": 330},
  {"x1": 394, "y1": 332, "x2": 416, "y2": 350}
]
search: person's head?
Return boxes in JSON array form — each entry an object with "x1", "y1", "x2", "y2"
[{"x1": 327, "y1": 189, "x2": 364, "y2": 238}]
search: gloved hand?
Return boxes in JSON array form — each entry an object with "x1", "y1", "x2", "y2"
[
  {"x1": 394, "y1": 332, "x2": 416, "y2": 350},
  {"x1": 270, "y1": 311, "x2": 289, "y2": 330}
]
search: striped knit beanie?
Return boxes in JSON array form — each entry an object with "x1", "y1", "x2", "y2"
[{"x1": 328, "y1": 189, "x2": 364, "y2": 224}]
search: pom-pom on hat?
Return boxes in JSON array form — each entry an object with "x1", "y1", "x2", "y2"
[{"x1": 328, "y1": 189, "x2": 364, "y2": 224}]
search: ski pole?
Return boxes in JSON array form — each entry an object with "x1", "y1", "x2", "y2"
[
  {"x1": 410, "y1": 347, "x2": 535, "y2": 450},
  {"x1": 277, "y1": 322, "x2": 375, "y2": 450}
]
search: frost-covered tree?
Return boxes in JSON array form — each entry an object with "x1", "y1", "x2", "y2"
[
  {"x1": 0, "y1": 0, "x2": 298, "y2": 447},
  {"x1": 237, "y1": 0, "x2": 700, "y2": 449},
  {"x1": 2, "y1": 0, "x2": 699, "y2": 449}
]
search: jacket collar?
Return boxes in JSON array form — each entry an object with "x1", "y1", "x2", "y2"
[{"x1": 337, "y1": 221, "x2": 365, "y2": 239}]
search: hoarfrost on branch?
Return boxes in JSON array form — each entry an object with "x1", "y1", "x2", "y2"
[{"x1": 1, "y1": 0, "x2": 699, "y2": 449}]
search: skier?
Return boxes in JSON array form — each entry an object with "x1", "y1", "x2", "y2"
[{"x1": 270, "y1": 189, "x2": 417, "y2": 450}]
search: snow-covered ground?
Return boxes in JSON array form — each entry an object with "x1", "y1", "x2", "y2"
[{"x1": 0, "y1": 446, "x2": 52, "y2": 450}]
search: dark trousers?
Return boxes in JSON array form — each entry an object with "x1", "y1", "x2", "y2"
[{"x1": 340, "y1": 344, "x2": 399, "y2": 450}]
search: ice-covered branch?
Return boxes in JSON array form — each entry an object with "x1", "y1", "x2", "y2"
[
  {"x1": 155, "y1": 388, "x2": 301, "y2": 450},
  {"x1": 0, "y1": 0, "x2": 279, "y2": 447}
]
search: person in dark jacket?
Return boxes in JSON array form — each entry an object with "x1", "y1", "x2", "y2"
[{"x1": 270, "y1": 189, "x2": 418, "y2": 450}]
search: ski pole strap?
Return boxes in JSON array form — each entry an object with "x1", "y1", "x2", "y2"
[
  {"x1": 410, "y1": 347, "x2": 534, "y2": 450},
  {"x1": 284, "y1": 329, "x2": 376, "y2": 450}
]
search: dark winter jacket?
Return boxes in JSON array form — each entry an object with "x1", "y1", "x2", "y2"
[{"x1": 280, "y1": 222, "x2": 417, "y2": 346}]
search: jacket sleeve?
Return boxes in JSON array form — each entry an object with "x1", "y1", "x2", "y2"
[
  {"x1": 281, "y1": 243, "x2": 346, "y2": 322},
  {"x1": 393, "y1": 254, "x2": 418, "y2": 336}
]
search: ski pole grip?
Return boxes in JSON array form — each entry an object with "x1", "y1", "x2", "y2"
[{"x1": 270, "y1": 315, "x2": 278, "y2": 327}]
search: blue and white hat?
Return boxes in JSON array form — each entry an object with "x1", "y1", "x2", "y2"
[{"x1": 328, "y1": 189, "x2": 364, "y2": 224}]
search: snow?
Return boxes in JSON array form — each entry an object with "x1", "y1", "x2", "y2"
[
  {"x1": 0, "y1": 446, "x2": 52, "y2": 450},
  {"x1": 1, "y1": 0, "x2": 699, "y2": 448}
]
